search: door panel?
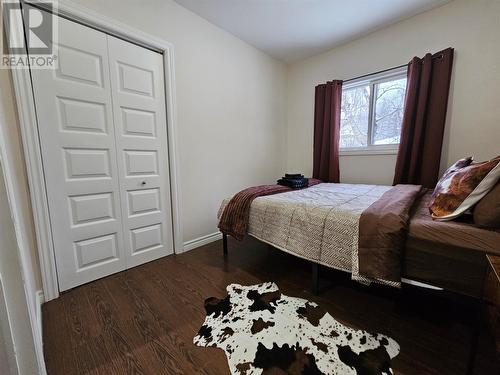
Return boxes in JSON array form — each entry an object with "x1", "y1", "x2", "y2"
[
  {"x1": 56, "y1": 44, "x2": 104, "y2": 87},
  {"x1": 130, "y1": 224, "x2": 163, "y2": 254},
  {"x1": 31, "y1": 17, "x2": 126, "y2": 291},
  {"x1": 63, "y1": 148, "x2": 112, "y2": 178},
  {"x1": 117, "y1": 62, "x2": 155, "y2": 97},
  {"x1": 69, "y1": 192, "x2": 115, "y2": 225},
  {"x1": 58, "y1": 97, "x2": 108, "y2": 133},
  {"x1": 127, "y1": 188, "x2": 161, "y2": 216},
  {"x1": 121, "y1": 107, "x2": 156, "y2": 137},
  {"x1": 74, "y1": 233, "x2": 119, "y2": 269},
  {"x1": 107, "y1": 36, "x2": 173, "y2": 267}
]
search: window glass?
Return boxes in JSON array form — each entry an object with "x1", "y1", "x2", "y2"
[
  {"x1": 372, "y1": 78, "x2": 407, "y2": 145},
  {"x1": 339, "y1": 70, "x2": 407, "y2": 150},
  {"x1": 340, "y1": 85, "x2": 370, "y2": 148}
]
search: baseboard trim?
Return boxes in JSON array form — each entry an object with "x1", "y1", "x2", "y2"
[
  {"x1": 34, "y1": 290, "x2": 46, "y2": 375},
  {"x1": 182, "y1": 232, "x2": 222, "y2": 253}
]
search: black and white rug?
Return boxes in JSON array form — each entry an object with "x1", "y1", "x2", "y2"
[{"x1": 193, "y1": 282, "x2": 400, "y2": 374}]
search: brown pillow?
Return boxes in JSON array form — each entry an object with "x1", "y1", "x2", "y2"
[
  {"x1": 473, "y1": 182, "x2": 500, "y2": 228},
  {"x1": 431, "y1": 156, "x2": 473, "y2": 200},
  {"x1": 429, "y1": 155, "x2": 500, "y2": 220}
]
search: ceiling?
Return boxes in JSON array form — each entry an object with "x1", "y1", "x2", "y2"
[{"x1": 174, "y1": 0, "x2": 451, "y2": 63}]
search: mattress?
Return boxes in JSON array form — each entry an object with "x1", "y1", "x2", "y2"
[{"x1": 409, "y1": 191, "x2": 500, "y2": 255}]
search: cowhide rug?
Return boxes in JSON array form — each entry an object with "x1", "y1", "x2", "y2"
[{"x1": 193, "y1": 282, "x2": 400, "y2": 375}]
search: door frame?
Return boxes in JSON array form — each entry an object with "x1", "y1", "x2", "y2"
[{"x1": 9, "y1": 0, "x2": 183, "y2": 301}]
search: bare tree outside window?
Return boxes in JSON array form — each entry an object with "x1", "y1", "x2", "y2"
[
  {"x1": 340, "y1": 85, "x2": 370, "y2": 148},
  {"x1": 340, "y1": 71, "x2": 407, "y2": 150},
  {"x1": 373, "y1": 78, "x2": 407, "y2": 145}
]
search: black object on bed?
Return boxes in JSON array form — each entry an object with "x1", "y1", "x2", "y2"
[{"x1": 277, "y1": 173, "x2": 309, "y2": 189}]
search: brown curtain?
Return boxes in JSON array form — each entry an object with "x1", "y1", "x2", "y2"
[
  {"x1": 393, "y1": 47, "x2": 454, "y2": 188},
  {"x1": 313, "y1": 80, "x2": 342, "y2": 182}
]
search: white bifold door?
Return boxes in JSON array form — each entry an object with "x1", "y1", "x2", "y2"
[{"x1": 30, "y1": 16, "x2": 173, "y2": 291}]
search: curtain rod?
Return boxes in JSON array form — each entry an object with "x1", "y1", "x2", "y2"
[
  {"x1": 344, "y1": 52, "x2": 445, "y2": 84},
  {"x1": 343, "y1": 63, "x2": 407, "y2": 84}
]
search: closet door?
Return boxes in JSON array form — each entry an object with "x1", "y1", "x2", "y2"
[
  {"x1": 107, "y1": 36, "x2": 174, "y2": 267},
  {"x1": 31, "y1": 17, "x2": 127, "y2": 290}
]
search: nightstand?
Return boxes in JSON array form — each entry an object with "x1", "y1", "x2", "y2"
[{"x1": 484, "y1": 254, "x2": 500, "y2": 356}]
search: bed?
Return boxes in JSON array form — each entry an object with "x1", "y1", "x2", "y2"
[{"x1": 219, "y1": 183, "x2": 500, "y2": 298}]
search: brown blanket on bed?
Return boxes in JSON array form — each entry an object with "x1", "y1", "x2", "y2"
[
  {"x1": 219, "y1": 179, "x2": 322, "y2": 241},
  {"x1": 358, "y1": 184, "x2": 423, "y2": 283}
]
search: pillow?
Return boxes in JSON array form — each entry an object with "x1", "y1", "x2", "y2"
[
  {"x1": 429, "y1": 155, "x2": 500, "y2": 220},
  {"x1": 431, "y1": 156, "x2": 473, "y2": 200},
  {"x1": 473, "y1": 182, "x2": 500, "y2": 228}
]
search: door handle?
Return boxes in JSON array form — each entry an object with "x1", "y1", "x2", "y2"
[{"x1": 141, "y1": 181, "x2": 146, "y2": 186}]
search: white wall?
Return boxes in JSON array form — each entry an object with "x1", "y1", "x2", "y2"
[
  {"x1": 67, "y1": 0, "x2": 288, "y2": 243},
  {"x1": 0, "y1": 71, "x2": 41, "y2": 288},
  {"x1": 287, "y1": 0, "x2": 500, "y2": 184},
  {"x1": 0, "y1": 37, "x2": 42, "y2": 322},
  {"x1": 0, "y1": 162, "x2": 39, "y2": 375}
]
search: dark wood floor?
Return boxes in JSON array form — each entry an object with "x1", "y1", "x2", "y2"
[{"x1": 43, "y1": 237, "x2": 499, "y2": 375}]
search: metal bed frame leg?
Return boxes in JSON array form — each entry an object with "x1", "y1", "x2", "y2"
[
  {"x1": 312, "y1": 263, "x2": 319, "y2": 295},
  {"x1": 222, "y1": 233, "x2": 228, "y2": 257}
]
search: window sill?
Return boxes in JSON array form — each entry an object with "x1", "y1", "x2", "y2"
[{"x1": 339, "y1": 147, "x2": 399, "y2": 156}]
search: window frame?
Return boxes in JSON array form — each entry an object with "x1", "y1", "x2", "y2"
[{"x1": 340, "y1": 66, "x2": 407, "y2": 156}]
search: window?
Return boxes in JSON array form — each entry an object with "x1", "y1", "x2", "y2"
[{"x1": 340, "y1": 68, "x2": 407, "y2": 153}]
